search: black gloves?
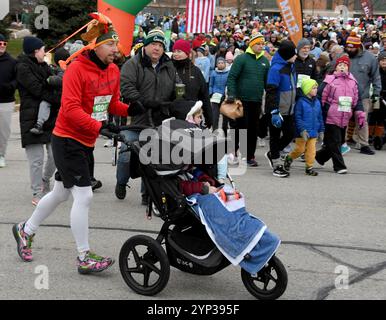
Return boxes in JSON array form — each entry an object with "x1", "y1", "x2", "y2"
[
  {"x1": 100, "y1": 122, "x2": 120, "y2": 134},
  {"x1": 47, "y1": 75, "x2": 62, "y2": 88},
  {"x1": 128, "y1": 100, "x2": 146, "y2": 117},
  {"x1": 143, "y1": 99, "x2": 161, "y2": 110},
  {"x1": 224, "y1": 95, "x2": 235, "y2": 104}
]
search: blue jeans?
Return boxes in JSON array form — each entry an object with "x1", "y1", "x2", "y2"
[{"x1": 116, "y1": 130, "x2": 146, "y2": 194}]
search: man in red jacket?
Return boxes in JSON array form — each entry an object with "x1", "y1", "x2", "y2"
[{"x1": 13, "y1": 23, "x2": 144, "y2": 274}]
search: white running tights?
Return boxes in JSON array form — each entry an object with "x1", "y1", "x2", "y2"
[{"x1": 24, "y1": 181, "x2": 93, "y2": 253}]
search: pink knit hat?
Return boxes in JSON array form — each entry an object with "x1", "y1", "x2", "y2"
[{"x1": 225, "y1": 51, "x2": 234, "y2": 62}]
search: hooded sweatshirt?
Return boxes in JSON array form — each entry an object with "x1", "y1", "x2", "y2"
[
  {"x1": 53, "y1": 51, "x2": 128, "y2": 147},
  {"x1": 0, "y1": 52, "x2": 17, "y2": 103}
]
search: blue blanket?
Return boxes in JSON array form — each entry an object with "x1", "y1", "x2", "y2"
[{"x1": 188, "y1": 186, "x2": 280, "y2": 274}]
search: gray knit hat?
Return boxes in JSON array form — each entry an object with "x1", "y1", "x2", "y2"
[
  {"x1": 297, "y1": 38, "x2": 311, "y2": 52},
  {"x1": 378, "y1": 51, "x2": 386, "y2": 62}
]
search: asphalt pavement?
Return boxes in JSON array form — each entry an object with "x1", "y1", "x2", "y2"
[{"x1": 1, "y1": 111, "x2": 386, "y2": 300}]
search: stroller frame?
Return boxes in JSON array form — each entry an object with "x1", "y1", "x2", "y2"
[{"x1": 101, "y1": 125, "x2": 288, "y2": 300}]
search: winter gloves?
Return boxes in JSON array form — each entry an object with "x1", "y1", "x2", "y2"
[
  {"x1": 271, "y1": 109, "x2": 283, "y2": 128},
  {"x1": 355, "y1": 111, "x2": 366, "y2": 129},
  {"x1": 300, "y1": 130, "x2": 309, "y2": 141}
]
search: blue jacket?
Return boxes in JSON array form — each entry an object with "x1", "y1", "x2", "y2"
[
  {"x1": 195, "y1": 56, "x2": 211, "y2": 83},
  {"x1": 265, "y1": 52, "x2": 297, "y2": 115},
  {"x1": 294, "y1": 94, "x2": 324, "y2": 138},
  {"x1": 209, "y1": 67, "x2": 229, "y2": 96}
]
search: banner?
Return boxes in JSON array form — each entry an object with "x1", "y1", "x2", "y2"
[
  {"x1": 186, "y1": 0, "x2": 216, "y2": 34},
  {"x1": 97, "y1": 0, "x2": 151, "y2": 56},
  {"x1": 276, "y1": 0, "x2": 303, "y2": 46},
  {"x1": 360, "y1": 0, "x2": 373, "y2": 18}
]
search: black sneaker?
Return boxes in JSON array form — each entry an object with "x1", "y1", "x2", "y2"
[
  {"x1": 30, "y1": 124, "x2": 43, "y2": 135},
  {"x1": 115, "y1": 184, "x2": 126, "y2": 200},
  {"x1": 265, "y1": 151, "x2": 273, "y2": 169},
  {"x1": 299, "y1": 153, "x2": 306, "y2": 162},
  {"x1": 247, "y1": 159, "x2": 258, "y2": 167},
  {"x1": 360, "y1": 146, "x2": 375, "y2": 155},
  {"x1": 373, "y1": 137, "x2": 383, "y2": 150},
  {"x1": 283, "y1": 155, "x2": 293, "y2": 171},
  {"x1": 305, "y1": 167, "x2": 318, "y2": 176},
  {"x1": 141, "y1": 194, "x2": 149, "y2": 206},
  {"x1": 273, "y1": 165, "x2": 289, "y2": 178},
  {"x1": 91, "y1": 178, "x2": 102, "y2": 191}
]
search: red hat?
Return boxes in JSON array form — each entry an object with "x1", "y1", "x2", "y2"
[
  {"x1": 172, "y1": 39, "x2": 191, "y2": 56},
  {"x1": 335, "y1": 55, "x2": 350, "y2": 69}
]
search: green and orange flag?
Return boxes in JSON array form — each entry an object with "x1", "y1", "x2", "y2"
[{"x1": 98, "y1": 0, "x2": 151, "y2": 56}]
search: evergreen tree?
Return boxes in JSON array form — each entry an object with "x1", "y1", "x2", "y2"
[
  {"x1": 31, "y1": 0, "x2": 97, "y2": 48},
  {"x1": 0, "y1": 16, "x2": 12, "y2": 39}
]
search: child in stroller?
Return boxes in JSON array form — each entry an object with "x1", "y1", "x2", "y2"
[{"x1": 102, "y1": 118, "x2": 288, "y2": 300}]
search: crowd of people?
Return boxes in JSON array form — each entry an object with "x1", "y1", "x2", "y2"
[{"x1": 0, "y1": 11, "x2": 386, "y2": 274}]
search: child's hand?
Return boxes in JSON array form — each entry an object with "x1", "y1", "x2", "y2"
[{"x1": 208, "y1": 186, "x2": 218, "y2": 194}]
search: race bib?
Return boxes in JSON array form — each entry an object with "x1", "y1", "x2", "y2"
[
  {"x1": 297, "y1": 74, "x2": 311, "y2": 88},
  {"x1": 210, "y1": 92, "x2": 223, "y2": 104},
  {"x1": 338, "y1": 96, "x2": 352, "y2": 112},
  {"x1": 91, "y1": 95, "x2": 112, "y2": 121}
]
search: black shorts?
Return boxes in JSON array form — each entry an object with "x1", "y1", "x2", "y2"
[{"x1": 52, "y1": 134, "x2": 93, "y2": 188}]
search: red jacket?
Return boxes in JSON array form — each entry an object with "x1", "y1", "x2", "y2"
[{"x1": 53, "y1": 52, "x2": 128, "y2": 147}]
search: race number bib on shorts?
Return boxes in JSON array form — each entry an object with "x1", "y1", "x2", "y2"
[
  {"x1": 91, "y1": 95, "x2": 112, "y2": 121},
  {"x1": 338, "y1": 96, "x2": 352, "y2": 112},
  {"x1": 297, "y1": 74, "x2": 311, "y2": 88}
]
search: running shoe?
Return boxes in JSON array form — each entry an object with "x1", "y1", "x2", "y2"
[
  {"x1": 77, "y1": 251, "x2": 115, "y2": 274},
  {"x1": 12, "y1": 222, "x2": 34, "y2": 262}
]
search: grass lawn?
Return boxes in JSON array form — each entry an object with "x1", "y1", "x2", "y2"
[{"x1": 7, "y1": 38, "x2": 23, "y2": 58}]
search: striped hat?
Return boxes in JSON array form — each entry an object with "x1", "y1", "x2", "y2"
[
  {"x1": 249, "y1": 32, "x2": 265, "y2": 47},
  {"x1": 144, "y1": 29, "x2": 166, "y2": 49},
  {"x1": 345, "y1": 32, "x2": 361, "y2": 48}
]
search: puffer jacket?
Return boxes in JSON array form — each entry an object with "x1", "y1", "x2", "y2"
[
  {"x1": 265, "y1": 51, "x2": 297, "y2": 115},
  {"x1": 16, "y1": 54, "x2": 61, "y2": 148},
  {"x1": 294, "y1": 94, "x2": 324, "y2": 138},
  {"x1": 321, "y1": 72, "x2": 361, "y2": 128},
  {"x1": 209, "y1": 67, "x2": 229, "y2": 96}
]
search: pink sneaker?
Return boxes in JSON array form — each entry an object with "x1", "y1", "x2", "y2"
[
  {"x1": 77, "y1": 251, "x2": 115, "y2": 274},
  {"x1": 12, "y1": 222, "x2": 34, "y2": 262}
]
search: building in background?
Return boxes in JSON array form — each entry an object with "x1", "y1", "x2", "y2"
[{"x1": 146, "y1": 0, "x2": 385, "y2": 17}]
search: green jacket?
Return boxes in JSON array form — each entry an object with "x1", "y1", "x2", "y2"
[{"x1": 226, "y1": 48, "x2": 269, "y2": 102}]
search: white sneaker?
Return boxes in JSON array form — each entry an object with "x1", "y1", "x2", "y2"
[
  {"x1": 104, "y1": 140, "x2": 113, "y2": 148},
  {"x1": 0, "y1": 156, "x2": 5, "y2": 168},
  {"x1": 227, "y1": 153, "x2": 239, "y2": 165}
]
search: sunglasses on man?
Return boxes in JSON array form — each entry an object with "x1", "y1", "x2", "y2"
[{"x1": 0, "y1": 41, "x2": 7, "y2": 47}]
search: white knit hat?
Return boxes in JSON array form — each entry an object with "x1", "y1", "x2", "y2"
[{"x1": 186, "y1": 101, "x2": 203, "y2": 121}]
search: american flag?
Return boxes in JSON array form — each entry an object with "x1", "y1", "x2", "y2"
[{"x1": 186, "y1": 0, "x2": 216, "y2": 34}]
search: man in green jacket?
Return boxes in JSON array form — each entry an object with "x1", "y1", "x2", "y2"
[{"x1": 226, "y1": 33, "x2": 269, "y2": 166}]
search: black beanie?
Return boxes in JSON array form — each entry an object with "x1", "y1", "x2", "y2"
[
  {"x1": 0, "y1": 34, "x2": 6, "y2": 42},
  {"x1": 278, "y1": 40, "x2": 297, "y2": 61},
  {"x1": 23, "y1": 36, "x2": 44, "y2": 55},
  {"x1": 54, "y1": 47, "x2": 70, "y2": 65}
]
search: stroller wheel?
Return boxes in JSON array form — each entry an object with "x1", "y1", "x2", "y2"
[
  {"x1": 241, "y1": 255, "x2": 288, "y2": 300},
  {"x1": 119, "y1": 235, "x2": 170, "y2": 296}
]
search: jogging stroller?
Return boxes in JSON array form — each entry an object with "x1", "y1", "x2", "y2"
[{"x1": 102, "y1": 119, "x2": 288, "y2": 300}]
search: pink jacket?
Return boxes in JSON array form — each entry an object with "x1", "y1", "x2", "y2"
[{"x1": 322, "y1": 72, "x2": 359, "y2": 128}]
